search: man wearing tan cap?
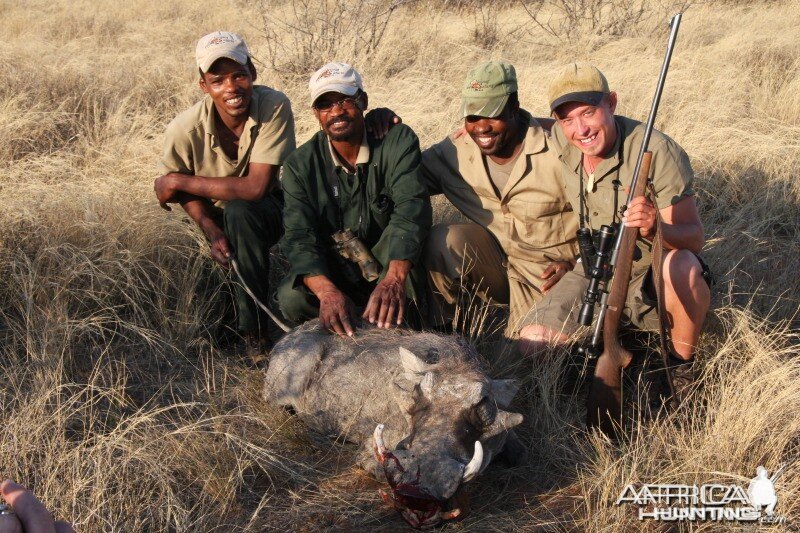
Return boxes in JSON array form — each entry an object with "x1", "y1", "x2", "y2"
[
  {"x1": 420, "y1": 61, "x2": 579, "y2": 347},
  {"x1": 276, "y1": 62, "x2": 431, "y2": 335},
  {"x1": 527, "y1": 63, "x2": 712, "y2": 397},
  {"x1": 154, "y1": 31, "x2": 295, "y2": 354}
]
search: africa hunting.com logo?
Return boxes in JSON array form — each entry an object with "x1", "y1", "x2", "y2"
[{"x1": 617, "y1": 465, "x2": 789, "y2": 523}]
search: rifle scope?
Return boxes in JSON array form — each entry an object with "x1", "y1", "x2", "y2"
[{"x1": 578, "y1": 225, "x2": 616, "y2": 326}]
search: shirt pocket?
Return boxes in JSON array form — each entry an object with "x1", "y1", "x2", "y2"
[
  {"x1": 516, "y1": 201, "x2": 566, "y2": 248},
  {"x1": 369, "y1": 190, "x2": 394, "y2": 227}
]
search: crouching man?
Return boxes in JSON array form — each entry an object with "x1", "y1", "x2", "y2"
[
  {"x1": 421, "y1": 61, "x2": 578, "y2": 345},
  {"x1": 155, "y1": 32, "x2": 295, "y2": 353},
  {"x1": 276, "y1": 63, "x2": 432, "y2": 335},
  {"x1": 527, "y1": 63, "x2": 712, "y2": 399}
]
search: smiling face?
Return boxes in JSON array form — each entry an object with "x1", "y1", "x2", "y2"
[
  {"x1": 199, "y1": 57, "x2": 256, "y2": 123},
  {"x1": 312, "y1": 90, "x2": 366, "y2": 143},
  {"x1": 554, "y1": 92, "x2": 618, "y2": 159},
  {"x1": 464, "y1": 98, "x2": 522, "y2": 160}
]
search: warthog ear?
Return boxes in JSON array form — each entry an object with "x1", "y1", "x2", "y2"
[
  {"x1": 399, "y1": 347, "x2": 431, "y2": 381},
  {"x1": 491, "y1": 379, "x2": 520, "y2": 408},
  {"x1": 481, "y1": 409, "x2": 524, "y2": 439}
]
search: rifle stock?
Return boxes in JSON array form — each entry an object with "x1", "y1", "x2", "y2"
[{"x1": 587, "y1": 153, "x2": 652, "y2": 436}]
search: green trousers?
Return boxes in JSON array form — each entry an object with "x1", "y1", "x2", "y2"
[{"x1": 222, "y1": 195, "x2": 283, "y2": 335}]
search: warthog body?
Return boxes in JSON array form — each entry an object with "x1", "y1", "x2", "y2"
[{"x1": 264, "y1": 320, "x2": 524, "y2": 527}]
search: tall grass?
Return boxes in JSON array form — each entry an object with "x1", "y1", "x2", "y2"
[{"x1": 0, "y1": 0, "x2": 798, "y2": 529}]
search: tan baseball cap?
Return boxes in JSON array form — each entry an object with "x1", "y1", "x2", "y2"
[
  {"x1": 460, "y1": 61, "x2": 518, "y2": 118},
  {"x1": 548, "y1": 63, "x2": 610, "y2": 112},
  {"x1": 195, "y1": 31, "x2": 251, "y2": 73},
  {"x1": 309, "y1": 62, "x2": 364, "y2": 106}
]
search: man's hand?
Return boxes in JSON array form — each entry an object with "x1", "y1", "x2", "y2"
[
  {"x1": 0, "y1": 479, "x2": 75, "y2": 533},
  {"x1": 364, "y1": 107, "x2": 401, "y2": 139},
  {"x1": 207, "y1": 228, "x2": 232, "y2": 267},
  {"x1": 622, "y1": 195, "x2": 657, "y2": 240},
  {"x1": 362, "y1": 259, "x2": 411, "y2": 328},
  {"x1": 154, "y1": 173, "x2": 180, "y2": 210},
  {"x1": 319, "y1": 288, "x2": 356, "y2": 336},
  {"x1": 540, "y1": 260, "x2": 573, "y2": 293}
]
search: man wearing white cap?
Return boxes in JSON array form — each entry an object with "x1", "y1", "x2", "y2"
[
  {"x1": 154, "y1": 31, "x2": 295, "y2": 354},
  {"x1": 276, "y1": 62, "x2": 431, "y2": 335}
]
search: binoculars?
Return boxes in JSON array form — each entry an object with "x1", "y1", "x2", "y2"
[{"x1": 332, "y1": 229, "x2": 381, "y2": 282}]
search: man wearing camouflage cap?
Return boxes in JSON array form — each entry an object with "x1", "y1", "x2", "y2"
[
  {"x1": 154, "y1": 31, "x2": 295, "y2": 355},
  {"x1": 421, "y1": 61, "x2": 579, "y2": 346},
  {"x1": 527, "y1": 63, "x2": 712, "y2": 397},
  {"x1": 276, "y1": 62, "x2": 431, "y2": 335}
]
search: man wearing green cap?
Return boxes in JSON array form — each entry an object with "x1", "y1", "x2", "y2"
[
  {"x1": 421, "y1": 61, "x2": 579, "y2": 344},
  {"x1": 526, "y1": 63, "x2": 711, "y2": 397},
  {"x1": 154, "y1": 31, "x2": 295, "y2": 355}
]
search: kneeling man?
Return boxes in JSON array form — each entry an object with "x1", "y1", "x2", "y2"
[
  {"x1": 277, "y1": 63, "x2": 432, "y2": 335},
  {"x1": 422, "y1": 61, "x2": 578, "y2": 344},
  {"x1": 529, "y1": 63, "x2": 712, "y2": 397}
]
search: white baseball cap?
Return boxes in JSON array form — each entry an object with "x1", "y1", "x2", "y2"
[
  {"x1": 195, "y1": 31, "x2": 251, "y2": 73},
  {"x1": 309, "y1": 62, "x2": 364, "y2": 106}
]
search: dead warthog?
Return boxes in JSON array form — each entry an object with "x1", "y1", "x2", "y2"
[{"x1": 264, "y1": 320, "x2": 525, "y2": 528}]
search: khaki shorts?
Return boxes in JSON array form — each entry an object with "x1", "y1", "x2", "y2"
[{"x1": 524, "y1": 266, "x2": 660, "y2": 338}]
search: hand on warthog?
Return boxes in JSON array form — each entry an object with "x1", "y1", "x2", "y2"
[
  {"x1": 319, "y1": 288, "x2": 357, "y2": 336},
  {"x1": 362, "y1": 276, "x2": 405, "y2": 328}
]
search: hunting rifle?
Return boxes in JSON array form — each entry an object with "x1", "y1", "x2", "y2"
[{"x1": 584, "y1": 13, "x2": 683, "y2": 437}]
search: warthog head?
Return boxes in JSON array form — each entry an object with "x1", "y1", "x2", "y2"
[{"x1": 374, "y1": 345, "x2": 523, "y2": 528}]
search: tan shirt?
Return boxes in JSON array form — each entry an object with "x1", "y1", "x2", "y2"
[
  {"x1": 551, "y1": 115, "x2": 694, "y2": 272},
  {"x1": 160, "y1": 85, "x2": 296, "y2": 204},
  {"x1": 421, "y1": 111, "x2": 579, "y2": 292}
]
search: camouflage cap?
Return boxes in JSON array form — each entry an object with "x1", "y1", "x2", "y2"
[
  {"x1": 460, "y1": 61, "x2": 518, "y2": 118},
  {"x1": 548, "y1": 63, "x2": 610, "y2": 113},
  {"x1": 195, "y1": 31, "x2": 251, "y2": 73}
]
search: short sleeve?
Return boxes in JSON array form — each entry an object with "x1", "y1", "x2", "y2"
[
  {"x1": 650, "y1": 134, "x2": 695, "y2": 207},
  {"x1": 160, "y1": 119, "x2": 194, "y2": 174},
  {"x1": 249, "y1": 93, "x2": 296, "y2": 166}
]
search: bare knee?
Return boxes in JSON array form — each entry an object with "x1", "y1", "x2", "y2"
[
  {"x1": 665, "y1": 251, "x2": 709, "y2": 294},
  {"x1": 517, "y1": 324, "x2": 570, "y2": 357}
]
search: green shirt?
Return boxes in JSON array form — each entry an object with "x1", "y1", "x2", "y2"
[
  {"x1": 280, "y1": 124, "x2": 432, "y2": 297},
  {"x1": 551, "y1": 115, "x2": 694, "y2": 270}
]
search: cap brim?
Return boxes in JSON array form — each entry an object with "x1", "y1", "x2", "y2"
[
  {"x1": 550, "y1": 91, "x2": 606, "y2": 113},
  {"x1": 199, "y1": 51, "x2": 250, "y2": 73},
  {"x1": 460, "y1": 94, "x2": 509, "y2": 119},
  {"x1": 311, "y1": 84, "x2": 360, "y2": 106}
]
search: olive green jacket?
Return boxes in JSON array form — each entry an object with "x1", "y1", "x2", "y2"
[{"x1": 280, "y1": 124, "x2": 432, "y2": 299}]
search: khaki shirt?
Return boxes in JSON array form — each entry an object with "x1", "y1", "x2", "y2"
[
  {"x1": 421, "y1": 111, "x2": 579, "y2": 292},
  {"x1": 551, "y1": 115, "x2": 694, "y2": 273},
  {"x1": 160, "y1": 85, "x2": 296, "y2": 205}
]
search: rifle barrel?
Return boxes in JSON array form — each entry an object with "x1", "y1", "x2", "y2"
[{"x1": 610, "y1": 12, "x2": 682, "y2": 267}]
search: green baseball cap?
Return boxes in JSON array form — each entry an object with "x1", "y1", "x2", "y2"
[
  {"x1": 548, "y1": 63, "x2": 610, "y2": 113},
  {"x1": 460, "y1": 61, "x2": 518, "y2": 118}
]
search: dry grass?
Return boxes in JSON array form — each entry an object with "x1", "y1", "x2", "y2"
[{"x1": 1, "y1": 0, "x2": 798, "y2": 530}]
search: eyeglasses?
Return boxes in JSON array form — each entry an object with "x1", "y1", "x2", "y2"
[{"x1": 313, "y1": 96, "x2": 361, "y2": 112}]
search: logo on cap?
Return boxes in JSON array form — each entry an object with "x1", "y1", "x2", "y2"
[
  {"x1": 206, "y1": 35, "x2": 235, "y2": 47},
  {"x1": 469, "y1": 81, "x2": 486, "y2": 91}
]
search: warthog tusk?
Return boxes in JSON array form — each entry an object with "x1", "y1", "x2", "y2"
[
  {"x1": 373, "y1": 424, "x2": 387, "y2": 460},
  {"x1": 440, "y1": 508, "x2": 461, "y2": 520},
  {"x1": 461, "y1": 440, "x2": 483, "y2": 482}
]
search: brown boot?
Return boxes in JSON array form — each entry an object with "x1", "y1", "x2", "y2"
[{"x1": 666, "y1": 354, "x2": 695, "y2": 409}]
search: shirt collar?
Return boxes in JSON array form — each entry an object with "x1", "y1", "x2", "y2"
[
  {"x1": 328, "y1": 130, "x2": 370, "y2": 172},
  {"x1": 203, "y1": 88, "x2": 261, "y2": 142}
]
